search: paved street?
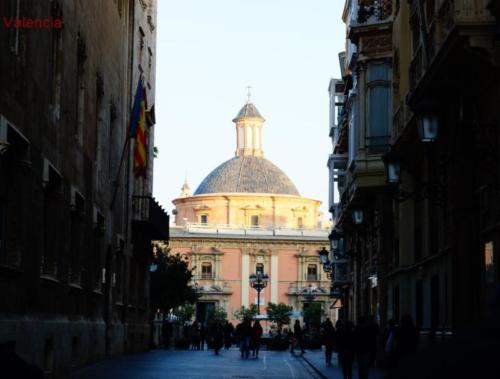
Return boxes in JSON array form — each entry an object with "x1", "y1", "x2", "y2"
[{"x1": 70, "y1": 348, "x2": 325, "y2": 379}]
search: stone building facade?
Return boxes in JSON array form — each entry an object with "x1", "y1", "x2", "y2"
[
  {"x1": 329, "y1": 0, "x2": 500, "y2": 349},
  {"x1": 170, "y1": 101, "x2": 333, "y2": 327},
  {"x1": 0, "y1": 0, "x2": 167, "y2": 377}
]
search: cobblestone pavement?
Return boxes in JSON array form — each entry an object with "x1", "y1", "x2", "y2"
[{"x1": 69, "y1": 348, "x2": 325, "y2": 379}]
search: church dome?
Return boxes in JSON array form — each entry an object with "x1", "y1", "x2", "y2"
[{"x1": 194, "y1": 156, "x2": 300, "y2": 196}]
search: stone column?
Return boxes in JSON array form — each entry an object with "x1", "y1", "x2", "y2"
[
  {"x1": 271, "y1": 250, "x2": 278, "y2": 303},
  {"x1": 242, "y1": 250, "x2": 250, "y2": 307}
]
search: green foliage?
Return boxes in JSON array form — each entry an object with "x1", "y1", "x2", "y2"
[
  {"x1": 150, "y1": 248, "x2": 198, "y2": 313},
  {"x1": 233, "y1": 304, "x2": 258, "y2": 321},
  {"x1": 207, "y1": 306, "x2": 227, "y2": 323},
  {"x1": 303, "y1": 302, "x2": 323, "y2": 327},
  {"x1": 173, "y1": 303, "x2": 195, "y2": 324},
  {"x1": 266, "y1": 302, "x2": 293, "y2": 333},
  {"x1": 153, "y1": 146, "x2": 159, "y2": 158}
]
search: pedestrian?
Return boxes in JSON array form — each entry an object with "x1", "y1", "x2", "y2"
[
  {"x1": 190, "y1": 321, "x2": 201, "y2": 350},
  {"x1": 336, "y1": 320, "x2": 355, "y2": 379},
  {"x1": 384, "y1": 319, "x2": 397, "y2": 368},
  {"x1": 321, "y1": 318, "x2": 336, "y2": 367},
  {"x1": 200, "y1": 324, "x2": 206, "y2": 350},
  {"x1": 291, "y1": 320, "x2": 305, "y2": 355},
  {"x1": 393, "y1": 314, "x2": 418, "y2": 364},
  {"x1": 210, "y1": 320, "x2": 224, "y2": 355},
  {"x1": 237, "y1": 317, "x2": 252, "y2": 359},
  {"x1": 162, "y1": 320, "x2": 172, "y2": 349},
  {"x1": 223, "y1": 320, "x2": 234, "y2": 350},
  {"x1": 355, "y1": 316, "x2": 373, "y2": 379},
  {"x1": 251, "y1": 320, "x2": 263, "y2": 358}
]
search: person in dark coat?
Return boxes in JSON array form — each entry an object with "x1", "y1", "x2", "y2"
[
  {"x1": 210, "y1": 320, "x2": 224, "y2": 355},
  {"x1": 336, "y1": 320, "x2": 355, "y2": 379},
  {"x1": 355, "y1": 316, "x2": 374, "y2": 379},
  {"x1": 237, "y1": 318, "x2": 252, "y2": 359},
  {"x1": 223, "y1": 321, "x2": 234, "y2": 350},
  {"x1": 162, "y1": 320, "x2": 172, "y2": 349},
  {"x1": 321, "y1": 318, "x2": 336, "y2": 366},
  {"x1": 251, "y1": 320, "x2": 263, "y2": 358},
  {"x1": 291, "y1": 320, "x2": 305, "y2": 354},
  {"x1": 393, "y1": 314, "x2": 418, "y2": 364}
]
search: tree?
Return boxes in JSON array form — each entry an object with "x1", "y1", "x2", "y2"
[
  {"x1": 233, "y1": 304, "x2": 258, "y2": 321},
  {"x1": 207, "y1": 306, "x2": 227, "y2": 323},
  {"x1": 303, "y1": 302, "x2": 323, "y2": 327},
  {"x1": 266, "y1": 302, "x2": 293, "y2": 334},
  {"x1": 150, "y1": 247, "x2": 198, "y2": 314},
  {"x1": 173, "y1": 303, "x2": 195, "y2": 324}
]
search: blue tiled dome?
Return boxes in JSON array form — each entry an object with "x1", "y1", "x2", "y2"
[{"x1": 194, "y1": 156, "x2": 300, "y2": 196}]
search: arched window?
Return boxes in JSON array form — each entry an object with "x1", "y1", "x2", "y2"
[
  {"x1": 200, "y1": 214, "x2": 208, "y2": 224},
  {"x1": 201, "y1": 262, "x2": 212, "y2": 279}
]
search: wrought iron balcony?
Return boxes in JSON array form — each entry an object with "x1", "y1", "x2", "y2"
[
  {"x1": 348, "y1": 0, "x2": 393, "y2": 29},
  {"x1": 132, "y1": 196, "x2": 169, "y2": 241}
]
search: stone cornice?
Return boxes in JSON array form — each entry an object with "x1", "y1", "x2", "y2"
[{"x1": 169, "y1": 237, "x2": 327, "y2": 250}]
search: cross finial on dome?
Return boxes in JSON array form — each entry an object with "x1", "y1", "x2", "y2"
[{"x1": 246, "y1": 86, "x2": 252, "y2": 103}]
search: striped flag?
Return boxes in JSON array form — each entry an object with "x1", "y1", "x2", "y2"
[{"x1": 130, "y1": 80, "x2": 148, "y2": 177}]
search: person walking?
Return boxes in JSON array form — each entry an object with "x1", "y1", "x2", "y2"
[
  {"x1": 321, "y1": 318, "x2": 336, "y2": 367},
  {"x1": 336, "y1": 320, "x2": 355, "y2": 379},
  {"x1": 291, "y1": 320, "x2": 305, "y2": 355},
  {"x1": 223, "y1": 321, "x2": 234, "y2": 350},
  {"x1": 190, "y1": 321, "x2": 201, "y2": 350},
  {"x1": 393, "y1": 314, "x2": 418, "y2": 365},
  {"x1": 210, "y1": 320, "x2": 224, "y2": 355},
  {"x1": 200, "y1": 324, "x2": 207, "y2": 350},
  {"x1": 237, "y1": 318, "x2": 252, "y2": 359},
  {"x1": 355, "y1": 316, "x2": 373, "y2": 379},
  {"x1": 251, "y1": 320, "x2": 263, "y2": 358}
]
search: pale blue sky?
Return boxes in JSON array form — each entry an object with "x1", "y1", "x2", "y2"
[{"x1": 153, "y1": 0, "x2": 346, "y2": 218}]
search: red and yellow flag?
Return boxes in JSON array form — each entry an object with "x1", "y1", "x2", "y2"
[{"x1": 133, "y1": 86, "x2": 148, "y2": 177}]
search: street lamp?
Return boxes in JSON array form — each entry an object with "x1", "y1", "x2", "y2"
[
  {"x1": 417, "y1": 112, "x2": 439, "y2": 142},
  {"x1": 329, "y1": 228, "x2": 345, "y2": 259},
  {"x1": 351, "y1": 208, "x2": 364, "y2": 225},
  {"x1": 318, "y1": 246, "x2": 332, "y2": 273},
  {"x1": 382, "y1": 150, "x2": 403, "y2": 184},
  {"x1": 249, "y1": 272, "x2": 269, "y2": 315}
]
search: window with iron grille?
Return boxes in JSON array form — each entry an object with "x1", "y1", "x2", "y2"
[
  {"x1": 201, "y1": 262, "x2": 212, "y2": 279},
  {"x1": 307, "y1": 264, "x2": 318, "y2": 281}
]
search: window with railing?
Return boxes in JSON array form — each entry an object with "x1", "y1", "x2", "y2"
[
  {"x1": 201, "y1": 262, "x2": 213, "y2": 279},
  {"x1": 366, "y1": 62, "x2": 391, "y2": 154},
  {"x1": 307, "y1": 264, "x2": 318, "y2": 281}
]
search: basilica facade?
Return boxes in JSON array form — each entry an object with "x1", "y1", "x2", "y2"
[{"x1": 169, "y1": 100, "x2": 332, "y2": 326}]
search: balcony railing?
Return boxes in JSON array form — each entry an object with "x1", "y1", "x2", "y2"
[{"x1": 350, "y1": 0, "x2": 393, "y2": 27}]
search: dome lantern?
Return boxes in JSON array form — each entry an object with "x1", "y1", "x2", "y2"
[{"x1": 233, "y1": 88, "x2": 265, "y2": 158}]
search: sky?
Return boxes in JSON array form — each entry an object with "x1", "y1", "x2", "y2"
[{"x1": 153, "y1": 0, "x2": 346, "y2": 218}]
